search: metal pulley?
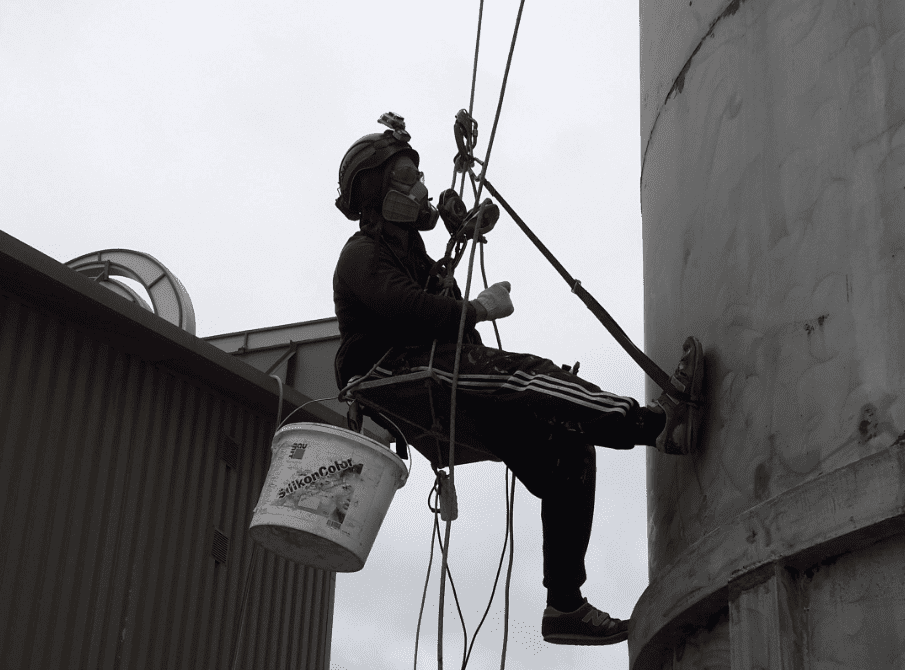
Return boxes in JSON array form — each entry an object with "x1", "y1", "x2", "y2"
[{"x1": 438, "y1": 190, "x2": 499, "y2": 240}]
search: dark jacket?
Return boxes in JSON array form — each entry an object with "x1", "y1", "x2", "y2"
[{"x1": 333, "y1": 217, "x2": 481, "y2": 388}]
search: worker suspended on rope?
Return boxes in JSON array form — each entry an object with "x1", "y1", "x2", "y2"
[{"x1": 332, "y1": 115, "x2": 703, "y2": 647}]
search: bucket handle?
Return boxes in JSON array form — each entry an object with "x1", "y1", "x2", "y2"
[{"x1": 270, "y1": 374, "x2": 284, "y2": 428}]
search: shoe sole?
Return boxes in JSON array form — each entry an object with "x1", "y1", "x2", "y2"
[
  {"x1": 543, "y1": 631, "x2": 629, "y2": 646},
  {"x1": 679, "y1": 336, "x2": 704, "y2": 454},
  {"x1": 657, "y1": 336, "x2": 705, "y2": 455}
]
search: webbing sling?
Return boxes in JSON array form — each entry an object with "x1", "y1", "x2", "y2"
[{"x1": 480, "y1": 177, "x2": 694, "y2": 405}]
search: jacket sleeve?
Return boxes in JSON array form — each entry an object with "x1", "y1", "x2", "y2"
[{"x1": 336, "y1": 238, "x2": 478, "y2": 340}]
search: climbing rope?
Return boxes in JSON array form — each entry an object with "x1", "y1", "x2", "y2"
[
  {"x1": 464, "y1": 468, "x2": 515, "y2": 668},
  {"x1": 432, "y1": 2, "x2": 528, "y2": 669},
  {"x1": 472, "y1": 0, "x2": 526, "y2": 208},
  {"x1": 414, "y1": 444, "x2": 516, "y2": 670},
  {"x1": 359, "y1": 0, "x2": 684, "y2": 660},
  {"x1": 500, "y1": 471, "x2": 516, "y2": 670},
  {"x1": 468, "y1": 0, "x2": 483, "y2": 118},
  {"x1": 412, "y1": 211, "x2": 514, "y2": 670},
  {"x1": 479, "y1": 239, "x2": 503, "y2": 350},
  {"x1": 476, "y1": 177, "x2": 696, "y2": 404},
  {"x1": 437, "y1": 201, "x2": 488, "y2": 670}
]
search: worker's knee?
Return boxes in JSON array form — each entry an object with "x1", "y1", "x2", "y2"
[
  {"x1": 549, "y1": 440, "x2": 596, "y2": 491},
  {"x1": 487, "y1": 426, "x2": 595, "y2": 500}
]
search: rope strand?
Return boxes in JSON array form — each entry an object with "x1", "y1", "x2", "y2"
[
  {"x1": 453, "y1": 0, "x2": 485, "y2": 193},
  {"x1": 500, "y1": 473, "x2": 516, "y2": 669},
  {"x1": 439, "y1": 0, "x2": 527, "y2": 664},
  {"x1": 473, "y1": 0, "x2": 526, "y2": 206},
  {"x1": 478, "y1": 242, "x2": 503, "y2": 349},
  {"x1": 413, "y1": 505, "x2": 436, "y2": 670},
  {"x1": 462, "y1": 466, "x2": 514, "y2": 668},
  {"x1": 433, "y1": 514, "x2": 470, "y2": 665},
  {"x1": 468, "y1": 0, "x2": 484, "y2": 117},
  {"x1": 433, "y1": 1, "x2": 527, "y2": 667},
  {"x1": 478, "y1": 176, "x2": 691, "y2": 402},
  {"x1": 438, "y1": 201, "x2": 485, "y2": 670}
]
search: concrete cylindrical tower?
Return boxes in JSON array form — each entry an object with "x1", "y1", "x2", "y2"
[{"x1": 632, "y1": 1, "x2": 905, "y2": 668}]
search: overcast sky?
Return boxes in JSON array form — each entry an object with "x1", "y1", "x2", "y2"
[{"x1": 1, "y1": 1, "x2": 649, "y2": 668}]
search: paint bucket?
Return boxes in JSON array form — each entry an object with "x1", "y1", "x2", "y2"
[{"x1": 249, "y1": 422, "x2": 408, "y2": 572}]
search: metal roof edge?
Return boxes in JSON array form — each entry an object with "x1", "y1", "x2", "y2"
[
  {"x1": 203, "y1": 316, "x2": 339, "y2": 342},
  {"x1": 0, "y1": 230, "x2": 344, "y2": 425},
  {"x1": 203, "y1": 319, "x2": 340, "y2": 355}
]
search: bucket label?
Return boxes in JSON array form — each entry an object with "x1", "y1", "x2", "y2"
[
  {"x1": 288, "y1": 442, "x2": 308, "y2": 459},
  {"x1": 266, "y1": 442, "x2": 365, "y2": 531}
]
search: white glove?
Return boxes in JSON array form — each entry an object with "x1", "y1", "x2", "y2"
[{"x1": 473, "y1": 281, "x2": 514, "y2": 321}]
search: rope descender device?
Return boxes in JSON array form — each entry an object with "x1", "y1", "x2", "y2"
[{"x1": 438, "y1": 190, "x2": 499, "y2": 242}]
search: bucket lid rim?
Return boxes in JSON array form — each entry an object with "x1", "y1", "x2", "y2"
[{"x1": 273, "y1": 421, "x2": 409, "y2": 483}]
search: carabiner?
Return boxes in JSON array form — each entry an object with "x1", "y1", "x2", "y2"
[{"x1": 453, "y1": 109, "x2": 479, "y2": 174}]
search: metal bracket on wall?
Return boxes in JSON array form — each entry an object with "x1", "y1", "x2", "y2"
[{"x1": 212, "y1": 529, "x2": 230, "y2": 565}]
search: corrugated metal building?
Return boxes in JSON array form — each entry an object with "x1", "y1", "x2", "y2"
[{"x1": 0, "y1": 231, "x2": 349, "y2": 670}]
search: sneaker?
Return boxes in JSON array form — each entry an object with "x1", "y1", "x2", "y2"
[
  {"x1": 654, "y1": 336, "x2": 705, "y2": 455},
  {"x1": 541, "y1": 599, "x2": 629, "y2": 646}
]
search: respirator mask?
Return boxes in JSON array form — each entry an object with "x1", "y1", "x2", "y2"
[{"x1": 381, "y1": 155, "x2": 439, "y2": 231}]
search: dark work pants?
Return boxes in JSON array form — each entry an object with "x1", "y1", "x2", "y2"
[{"x1": 376, "y1": 343, "x2": 643, "y2": 594}]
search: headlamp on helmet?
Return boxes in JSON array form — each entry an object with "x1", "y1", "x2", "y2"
[{"x1": 377, "y1": 112, "x2": 411, "y2": 142}]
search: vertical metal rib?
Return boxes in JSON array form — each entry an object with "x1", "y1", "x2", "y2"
[{"x1": 0, "y1": 292, "x2": 335, "y2": 669}]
